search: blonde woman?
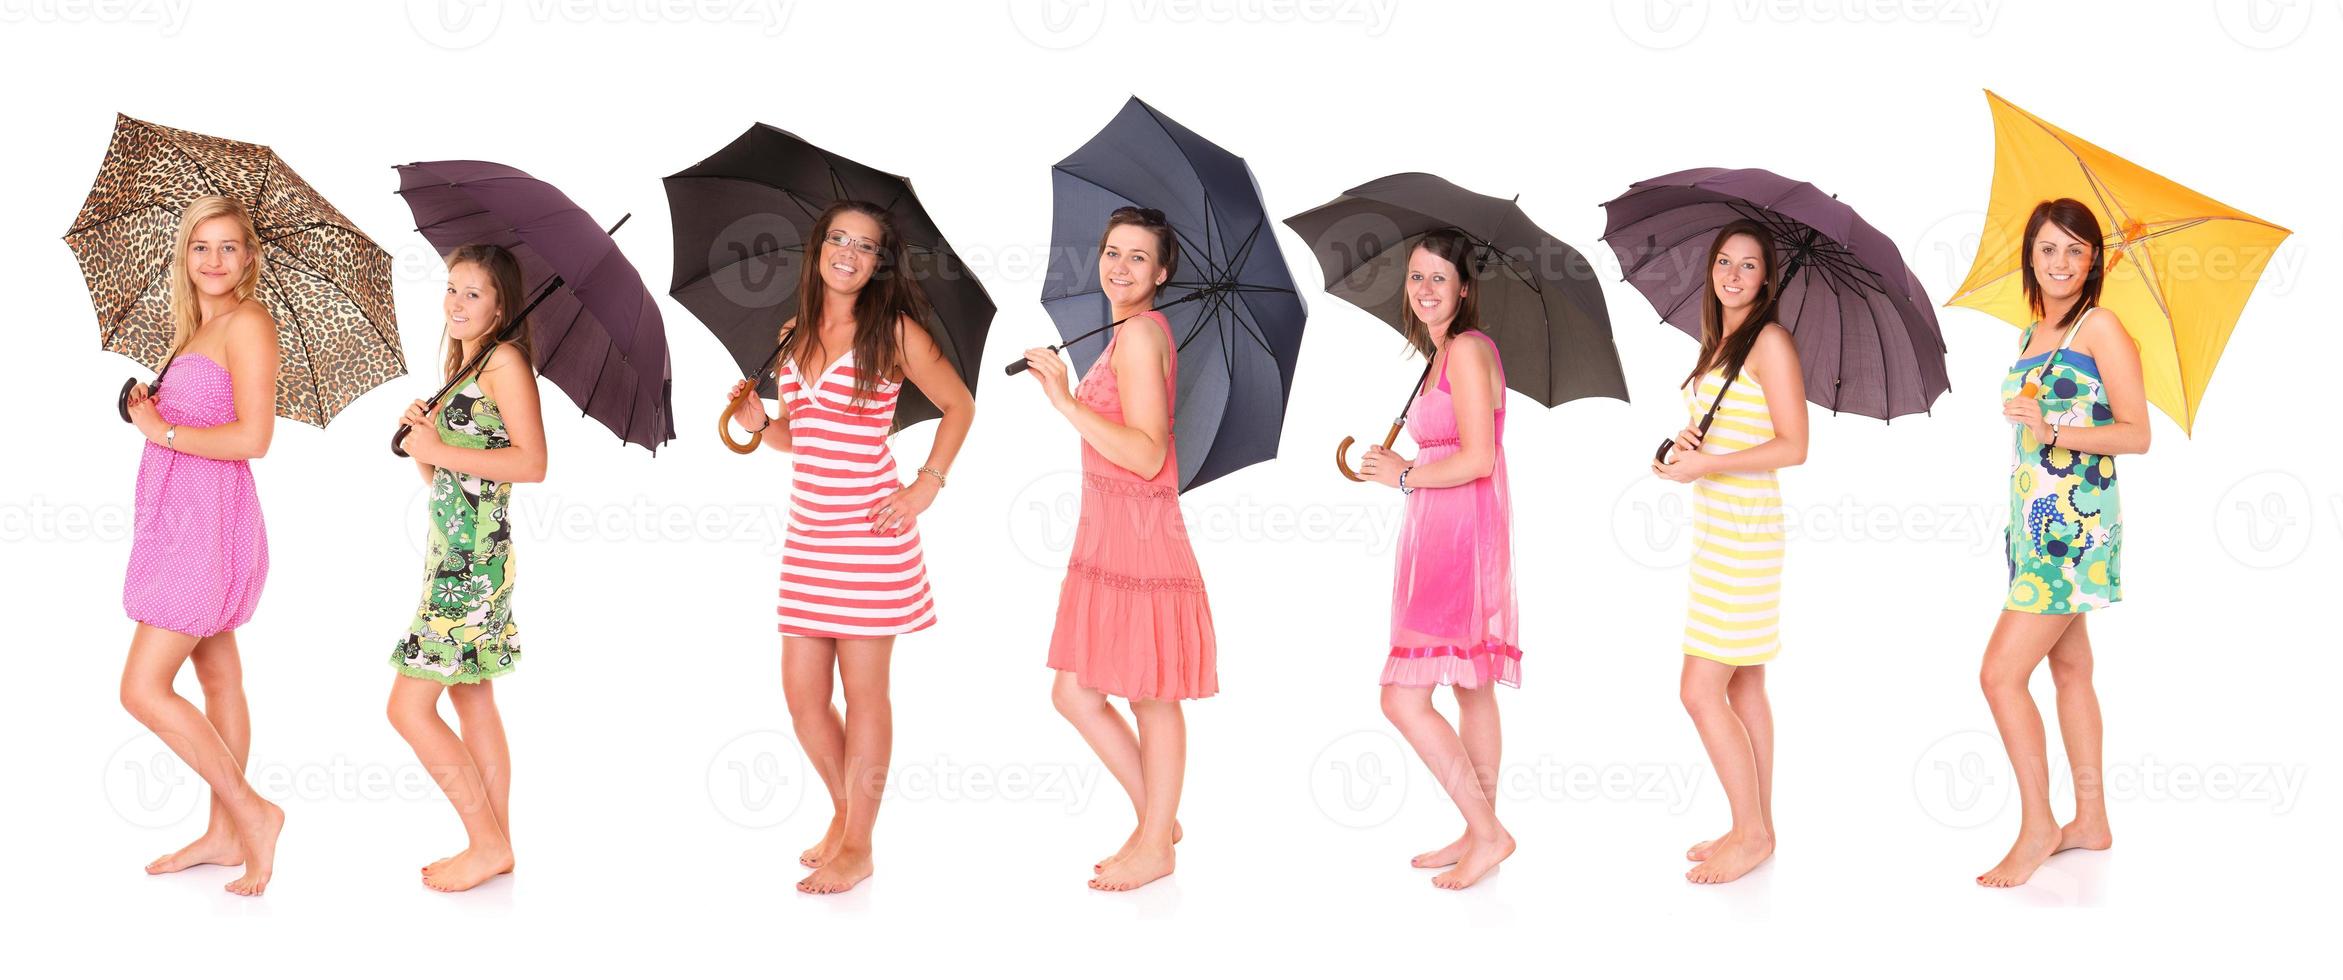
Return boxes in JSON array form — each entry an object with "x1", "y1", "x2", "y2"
[{"x1": 119, "y1": 195, "x2": 285, "y2": 896}]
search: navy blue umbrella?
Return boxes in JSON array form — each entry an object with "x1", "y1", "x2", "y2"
[{"x1": 1012, "y1": 96, "x2": 1307, "y2": 492}]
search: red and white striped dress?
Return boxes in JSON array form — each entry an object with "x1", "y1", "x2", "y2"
[{"x1": 775, "y1": 347, "x2": 937, "y2": 638}]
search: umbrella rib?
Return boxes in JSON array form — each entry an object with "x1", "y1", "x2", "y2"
[
  {"x1": 261, "y1": 262, "x2": 328, "y2": 426},
  {"x1": 2074, "y1": 161, "x2": 2187, "y2": 412}
]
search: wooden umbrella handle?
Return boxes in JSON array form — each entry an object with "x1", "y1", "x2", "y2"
[
  {"x1": 1335, "y1": 420, "x2": 1408, "y2": 482},
  {"x1": 720, "y1": 386, "x2": 764, "y2": 455}
]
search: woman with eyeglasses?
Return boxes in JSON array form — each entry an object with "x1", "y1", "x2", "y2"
[
  {"x1": 1021, "y1": 205, "x2": 1215, "y2": 892},
  {"x1": 725, "y1": 201, "x2": 976, "y2": 895}
]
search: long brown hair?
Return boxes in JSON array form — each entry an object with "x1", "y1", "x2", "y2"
[
  {"x1": 2020, "y1": 198, "x2": 2105, "y2": 332},
  {"x1": 1399, "y1": 228, "x2": 1484, "y2": 358},
  {"x1": 166, "y1": 195, "x2": 263, "y2": 358},
  {"x1": 1101, "y1": 205, "x2": 1180, "y2": 299},
  {"x1": 441, "y1": 243, "x2": 535, "y2": 384},
  {"x1": 785, "y1": 201, "x2": 933, "y2": 409},
  {"x1": 1682, "y1": 220, "x2": 1781, "y2": 389}
]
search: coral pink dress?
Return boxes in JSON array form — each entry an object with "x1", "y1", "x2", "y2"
[
  {"x1": 122, "y1": 353, "x2": 269, "y2": 638},
  {"x1": 1382, "y1": 330, "x2": 1521, "y2": 688},
  {"x1": 1046, "y1": 310, "x2": 1218, "y2": 700}
]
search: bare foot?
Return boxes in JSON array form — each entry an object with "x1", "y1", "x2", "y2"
[
  {"x1": 800, "y1": 815, "x2": 846, "y2": 869},
  {"x1": 2056, "y1": 818, "x2": 2113, "y2": 854},
  {"x1": 1431, "y1": 831, "x2": 1514, "y2": 890},
  {"x1": 224, "y1": 800, "x2": 285, "y2": 897},
  {"x1": 423, "y1": 842, "x2": 514, "y2": 893},
  {"x1": 146, "y1": 831, "x2": 244, "y2": 875},
  {"x1": 424, "y1": 851, "x2": 514, "y2": 877},
  {"x1": 798, "y1": 846, "x2": 872, "y2": 894},
  {"x1": 1686, "y1": 832, "x2": 1772, "y2": 884},
  {"x1": 1089, "y1": 843, "x2": 1174, "y2": 891},
  {"x1": 1976, "y1": 822, "x2": 2060, "y2": 887},
  {"x1": 1096, "y1": 820, "x2": 1183, "y2": 874},
  {"x1": 1410, "y1": 831, "x2": 1471, "y2": 869},
  {"x1": 1685, "y1": 836, "x2": 1721, "y2": 862}
]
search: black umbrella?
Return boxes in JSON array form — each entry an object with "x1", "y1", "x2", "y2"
[
  {"x1": 1600, "y1": 166, "x2": 1947, "y2": 461},
  {"x1": 665, "y1": 123, "x2": 994, "y2": 452},
  {"x1": 1284, "y1": 172, "x2": 1624, "y2": 480},
  {"x1": 392, "y1": 160, "x2": 673, "y2": 455},
  {"x1": 1010, "y1": 96, "x2": 1306, "y2": 492}
]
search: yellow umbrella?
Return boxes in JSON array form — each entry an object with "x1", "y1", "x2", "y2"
[{"x1": 1947, "y1": 90, "x2": 2291, "y2": 434}]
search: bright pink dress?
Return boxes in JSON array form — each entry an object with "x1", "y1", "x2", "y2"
[
  {"x1": 1046, "y1": 311, "x2": 1218, "y2": 700},
  {"x1": 122, "y1": 353, "x2": 269, "y2": 638},
  {"x1": 1382, "y1": 330, "x2": 1521, "y2": 688}
]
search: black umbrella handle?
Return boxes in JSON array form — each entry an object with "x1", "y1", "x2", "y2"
[
  {"x1": 118, "y1": 353, "x2": 177, "y2": 424},
  {"x1": 117, "y1": 377, "x2": 140, "y2": 424},
  {"x1": 1000, "y1": 291, "x2": 1213, "y2": 376}
]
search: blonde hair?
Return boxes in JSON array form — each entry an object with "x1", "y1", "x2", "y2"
[{"x1": 165, "y1": 195, "x2": 263, "y2": 356}]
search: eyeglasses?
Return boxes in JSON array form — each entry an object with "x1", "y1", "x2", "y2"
[{"x1": 823, "y1": 229, "x2": 882, "y2": 256}]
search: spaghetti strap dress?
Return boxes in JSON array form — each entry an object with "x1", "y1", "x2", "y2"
[
  {"x1": 775, "y1": 347, "x2": 939, "y2": 637},
  {"x1": 1383, "y1": 330, "x2": 1522, "y2": 688},
  {"x1": 1046, "y1": 310, "x2": 1218, "y2": 700},
  {"x1": 392, "y1": 363, "x2": 521, "y2": 683},
  {"x1": 1679, "y1": 364, "x2": 1785, "y2": 666},
  {"x1": 2001, "y1": 306, "x2": 2121, "y2": 614}
]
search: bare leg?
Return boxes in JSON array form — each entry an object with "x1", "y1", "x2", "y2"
[
  {"x1": 1090, "y1": 699, "x2": 1186, "y2": 891},
  {"x1": 387, "y1": 675, "x2": 512, "y2": 891},
  {"x1": 1976, "y1": 610, "x2": 2079, "y2": 886},
  {"x1": 798, "y1": 638, "x2": 893, "y2": 894},
  {"x1": 1682, "y1": 657, "x2": 1773, "y2": 883},
  {"x1": 1381, "y1": 684, "x2": 1514, "y2": 889},
  {"x1": 119, "y1": 624, "x2": 283, "y2": 896},
  {"x1": 2046, "y1": 616, "x2": 2112, "y2": 854},
  {"x1": 1051, "y1": 671, "x2": 1182, "y2": 873},
  {"x1": 424, "y1": 680, "x2": 515, "y2": 877},
  {"x1": 145, "y1": 631, "x2": 252, "y2": 874},
  {"x1": 1689, "y1": 665, "x2": 1773, "y2": 862},
  {"x1": 1413, "y1": 683, "x2": 1503, "y2": 869},
  {"x1": 781, "y1": 637, "x2": 847, "y2": 868}
]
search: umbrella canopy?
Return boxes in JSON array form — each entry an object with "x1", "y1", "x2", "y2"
[
  {"x1": 1602, "y1": 166, "x2": 1948, "y2": 422},
  {"x1": 64, "y1": 113, "x2": 402, "y2": 427},
  {"x1": 664, "y1": 123, "x2": 993, "y2": 433},
  {"x1": 1284, "y1": 171, "x2": 1624, "y2": 407},
  {"x1": 1947, "y1": 90, "x2": 2292, "y2": 434},
  {"x1": 1041, "y1": 96, "x2": 1307, "y2": 492},
  {"x1": 395, "y1": 159, "x2": 674, "y2": 453}
]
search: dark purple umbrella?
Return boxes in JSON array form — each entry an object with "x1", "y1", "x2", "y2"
[
  {"x1": 391, "y1": 159, "x2": 674, "y2": 455},
  {"x1": 1600, "y1": 167, "x2": 1947, "y2": 426}
]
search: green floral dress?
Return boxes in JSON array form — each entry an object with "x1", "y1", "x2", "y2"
[
  {"x1": 2001, "y1": 308, "x2": 2121, "y2": 615},
  {"x1": 392, "y1": 365, "x2": 521, "y2": 683}
]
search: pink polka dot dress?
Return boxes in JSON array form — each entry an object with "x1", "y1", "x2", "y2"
[{"x1": 121, "y1": 352, "x2": 269, "y2": 638}]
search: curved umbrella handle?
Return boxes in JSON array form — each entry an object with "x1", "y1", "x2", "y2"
[
  {"x1": 392, "y1": 422, "x2": 415, "y2": 458},
  {"x1": 117, "y1": 377, "x2": 140, "y2": 424},
  {"x1": 1336, "y1": 419, "x2": 1408, "y2": 482},
  {"x1": 720, "y1": 386, "x2": 763, "y2": 455}
]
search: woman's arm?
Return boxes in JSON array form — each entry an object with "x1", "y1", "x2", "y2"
[
  {"x1": 1061, "y1": 317, "x2": 1174, "y2": 479},
  {"x1": 410, "y1": 344, "x2": 549, "y2": 484},
  {"x1": 868, "y1": 317, "x2": 977, "y2": 534},
  {"x1": 1391, "y1": 334, "x2": 1499, "y2": 490},
  {"x1": 2039, "y1": 309, "x2": 2150, "y2": 456},
  {"x1": 1652, "y1": 323, "x2": 1807, "y2": 482},
  {"x1": 130, "y1": 302, "x2": 279, "y2": 460}
]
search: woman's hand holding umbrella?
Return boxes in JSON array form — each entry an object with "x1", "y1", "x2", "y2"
[
  {"x1": 723, "y1": 376, "x2": 779, "y2": 451},
  {"x1": 1354, "y1": 443, "x2": 1409, "y2": 489},
  {"x1": 1650, "y1": 425, "x2": 1709, "y2": 483},
  {"x1": 397, "y1": 398, "x2": 444, "y2": 465},
  {"x1": 1019, "y1": 345, "x2": 1077, "y2": 415},
  {"x1": 123, "y1": 382, "x2": 162, "y2": 444}
]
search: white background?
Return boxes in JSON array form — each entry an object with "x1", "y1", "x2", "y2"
[{"x1": 4, "y1": 1, "x2": 2335, "y2": 974}]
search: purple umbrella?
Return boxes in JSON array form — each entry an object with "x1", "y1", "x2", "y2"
[
  {"x1": 391, "y1": 160, "x2": 674, "y2": 455},
  {"x1": 1600, "y1": 167, "x2": 1947, "y2": 427}
]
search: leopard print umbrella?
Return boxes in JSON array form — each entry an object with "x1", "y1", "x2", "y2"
[{"x1": 63, "y1": 113, "x2": 404, "y2": 427}]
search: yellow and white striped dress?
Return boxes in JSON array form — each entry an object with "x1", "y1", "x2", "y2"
[{"x1": 1681, "y1": 367, "x2": 1782, "y2": 665}]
